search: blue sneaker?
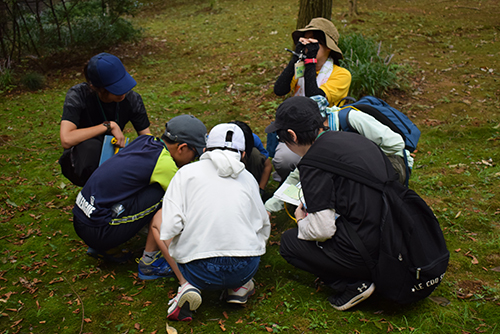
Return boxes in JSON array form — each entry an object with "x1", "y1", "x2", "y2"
[
  {"x1": 86, "y1": 247, "x2": 132, "y2": 264},
  {"x1": 137, "y1": 251, "x2": 174, "y2": 280}
]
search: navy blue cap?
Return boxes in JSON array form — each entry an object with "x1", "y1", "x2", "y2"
[{"x1": 87, "y1": 53, "x2": 137, "y2": 95}]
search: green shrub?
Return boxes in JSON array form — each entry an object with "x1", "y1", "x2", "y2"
[
  {"x1": 0, "y1": 68, "x2": 15, "y2": 91},
  {"x1": 21, "y1": 72, "x2": 45, "y2": 91},
  {"x1": 6, "y1": 0, "x2": 142, "y2": 59},
  {"x1": 339, "y1": 33, "x2": 406, "y2": 98}
]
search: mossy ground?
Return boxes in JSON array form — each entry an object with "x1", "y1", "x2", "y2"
[{"x1": 0, "y1": 0, "x2": 499, "y2": 333}]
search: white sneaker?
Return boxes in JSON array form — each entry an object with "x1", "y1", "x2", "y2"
[
  {"x1": 226, "y1": 279, "x2": 255, "y2": 304},
  {"x1": 167, "y1": 282, "x2": 202, "y2": 321}
]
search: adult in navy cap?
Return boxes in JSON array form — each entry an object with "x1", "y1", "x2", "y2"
[{"x1": 59, "y1": 53, "x2": 151, "y2": 186}]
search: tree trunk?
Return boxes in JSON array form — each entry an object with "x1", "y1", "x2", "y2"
[
  {"x1": 349, "y1": 0, "x2": 359, "y2": 17},
  {"x1": 296, "y1": 0, "x2": 332, "y2": 29}
]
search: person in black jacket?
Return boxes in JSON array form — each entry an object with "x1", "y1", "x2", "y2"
[{"x1": 265, "y1": 96, "x2": 396, "y2": 311}]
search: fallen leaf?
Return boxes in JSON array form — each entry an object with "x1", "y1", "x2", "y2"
[
  {"x1": 84, "y1": 318, "x2": 92, "y2": 323},
  {"x1": 490, "y1": 266, "x2": 500, "y2": 272},
  {"x1": 121, "y1": 295, "x2": 134, "y2": 301},
  {"x1": 166, "y1": 324, "x2": 178, "y2": 334},
  {"x1": 11, "y1": 318, "x2": 23, "y2": 327},
  {"x1": 457, "y1": 292, "x2": 473, "y2": 299},
  {"x1": 223, "y1": 311, "x2": 228, "y2": 319},
  {"x1": 428, "y1": 296, "x2": 451, "y2": 306},
  {"x1": 134, "y1": 323, "x2": 140, "y2": 330},
  {"x1": 49, "y1": 277, "x2": 64, "y2": 284},
  {"x1": 219, "y1": 319, "x2": 226, "y2": 331}
]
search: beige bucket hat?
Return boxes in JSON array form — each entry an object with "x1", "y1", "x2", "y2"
[{"x1": 292, "y1": 17, "x2": 343, "y2": 59}]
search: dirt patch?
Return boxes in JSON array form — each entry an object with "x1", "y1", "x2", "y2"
[
  {"x1": 0, "y1": 135, "x2": 11, "y2": 146},
  {"x1": 456, "y1": 279, "x2": 485, "y2": 298},
  {"x1": 485, "y1": 253, "x2": 500, "y2": 267}
]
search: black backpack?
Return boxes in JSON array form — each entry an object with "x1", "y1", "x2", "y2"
[{"x1": 300, "y1": 154, "x2": 450, "y2": 304}]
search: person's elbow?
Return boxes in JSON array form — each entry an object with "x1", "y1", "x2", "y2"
[
  {"x1": 60, "y1": 136, "x2": 73, "y2": 149},
  {"x1": 274, "y1": 85, "x2": 289, "y2": 96}
]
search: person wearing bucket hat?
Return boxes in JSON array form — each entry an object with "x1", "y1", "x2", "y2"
[
  {"x1": 149, "y1": 123, "x2": 270, "y2": 321},
  {"x1": 72, "y1": 114, "x2": 207, "y2": 273},
  {"x1": 270, "y1": 17, "x2": 351, "y2": 183},
  {"x1": 59, "y1": 53, "x2": 151, "y2": 186},
  {"x1": 274, "y1": 17, "x2": 351, "y2": 107}
]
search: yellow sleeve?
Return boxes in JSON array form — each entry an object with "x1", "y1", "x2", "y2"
[
  {"x1": 290, "y1": 66, "x2": 351, "y2": 107},
  {"x1": 320, "y1": 66, "x2": 352, "y2": 107},
  {"x1": 150, "y1": 149, "x2": 178, "y2": 191},
  {"x1": 290, "y1": 76, "x2": 298, "y2": 93}
]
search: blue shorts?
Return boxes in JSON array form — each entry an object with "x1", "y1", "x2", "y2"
[{"x1": 178, "y1": 256, "x2": 260, "y2": 291}]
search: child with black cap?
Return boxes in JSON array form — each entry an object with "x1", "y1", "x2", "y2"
[
  {"x1": 265, "y1": 96, "x2": 397, "y2": 311},
  {"x1": 59, "y1": 53, "x2": 151, "y2": 186},
  {"x1": 72, "y1": 114, "x2": 207, "y2": 280}
]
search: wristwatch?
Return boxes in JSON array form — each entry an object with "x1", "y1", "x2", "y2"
[{"x1": 103, "y1": 121, "x2": 111, "y2": 132}]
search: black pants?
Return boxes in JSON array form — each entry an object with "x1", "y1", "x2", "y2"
[
  {"x1": 59, "y1": 137, "x2": 103, "y2": 187},
  {"x1": 280, "y1": 228, "x2": 371, "y2": 292},
  {"x1": 73, "y1": 183, "x2": 164, "y2": 251}
]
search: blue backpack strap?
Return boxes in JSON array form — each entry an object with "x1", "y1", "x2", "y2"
[
  {"x1": 266, "y1": 129, "x2": 279, "y2": 158},
  {"x1": 338, "y1": 107, "x2": 353, "y2": 132}
]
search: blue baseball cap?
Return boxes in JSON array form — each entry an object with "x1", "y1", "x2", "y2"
[{"x1": 87, "y1": 53, "x2": 137, "y2": 95}]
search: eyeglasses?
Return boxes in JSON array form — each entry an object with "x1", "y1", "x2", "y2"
[{"x1": 186, "y1": 144, "x2": 199, "y2": 158}]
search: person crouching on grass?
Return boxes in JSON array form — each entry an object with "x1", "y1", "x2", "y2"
[
  {"x1": 265, "y1": 96, "x2": 397, "y2": 311},
  {"x1": 72, "y1": 115, "x2": 207, "y2": 281},
  {"x1": 150, "y1": 123, "x2": 271, "y2": 321}
]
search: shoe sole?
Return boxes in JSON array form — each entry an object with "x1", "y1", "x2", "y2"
[
  {"x1": 177, "y1": 289, "x2": 202, "y2": 311},
  {"x1": 226, "y1": 287, "x2": 255, "y2": 304},
  {"x1": 330, "y1": 283, "x2": 375, "y2": 311},
  {"x1": 167, "y1": 302, "x2": 193, "y2": 322}
]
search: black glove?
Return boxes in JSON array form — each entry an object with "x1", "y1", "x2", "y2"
[
  {"x1": 305, "y1": 42, "x2": 320, "y2": 59},
  {"x1": 294, "y1": 41, "x2": 306, "y2": 55}
]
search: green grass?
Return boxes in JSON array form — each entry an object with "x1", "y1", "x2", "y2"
[{"x1": 1, "y1": 0, "x2": 499, "y2": 333}]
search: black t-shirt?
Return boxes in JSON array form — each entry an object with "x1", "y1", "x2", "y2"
[
  {"x1": 61, "y1": 82, "x2": 150, "y2": 133},
  {"x1": 298, "y1": 131, "x2": 396, "y2": 264}
]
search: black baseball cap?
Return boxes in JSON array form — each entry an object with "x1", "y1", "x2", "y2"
[{"x1": 265, "y1": 96, "x2": 324, "y2": 133}]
